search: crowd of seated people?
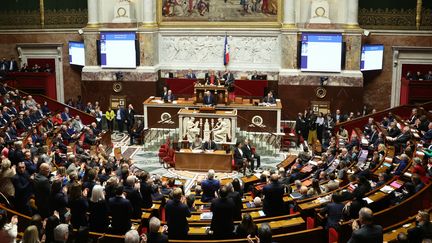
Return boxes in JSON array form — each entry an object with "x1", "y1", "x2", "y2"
[
  {"x1": 406, "y1": 70, "x2": 432, "y2": 81},
  {"x1": 0, "y1": 83, "x2": 431, "y2": 243}
]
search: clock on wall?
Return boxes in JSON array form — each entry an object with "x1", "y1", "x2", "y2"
[
  {"x1": 315, "y1": 7, "x2": 326, "y2": 17},
  {"x1": 117, "y1": 7, "x2": 127, "y2": 17}
]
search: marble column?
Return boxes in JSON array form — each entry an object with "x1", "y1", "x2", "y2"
[
  {"x1": 87, "y1": 0, "x2": 98, "y2": 25},
  {"x1": 346, "y1": 0, "x2": 359, "y2": 27},
  {"x1": 142, "y1": 0, "x2": 156, "y2": 26},
  {"x1": 282, "y1": 0, "x2": 296, "y2": 28}
]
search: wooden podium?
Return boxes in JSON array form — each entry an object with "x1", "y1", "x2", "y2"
[{"x1": 194, "y1": 84, "x2": 228, "y2": 105}]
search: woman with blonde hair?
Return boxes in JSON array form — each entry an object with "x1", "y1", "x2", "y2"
[
  {"x1": 22, "y1": 225, "x2": 40, "y2": 243},
  {"x1": 89, "y1": 185, "x2": 109, "y2": 232},
  {"x1": 0, "y1": 158, "x2": 15, "y2": 200}
]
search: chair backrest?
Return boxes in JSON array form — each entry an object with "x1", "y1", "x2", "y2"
[{"x1": 328, "y1": 227, "x2": 339, "y2": 243}]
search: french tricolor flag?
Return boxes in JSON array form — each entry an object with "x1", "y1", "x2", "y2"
[{"x1": 223, "y1": 34, "x2": 230, "y2": 66}]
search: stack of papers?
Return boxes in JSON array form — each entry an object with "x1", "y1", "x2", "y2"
[
  {"x1": 364, "y1": 197, "x2": 374, "y2": 204},
  {"x1": 380, "y1": 185, "x2": 395, "y2": 194},
  {"x1": 258, "y1": 211, "x2": 266, "y2": 217},
  {"x1": 200, "y1": 212, "x2": 213, "y2": 220}
]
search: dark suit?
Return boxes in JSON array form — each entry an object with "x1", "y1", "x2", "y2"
[
  {"x1": 242, "y1": 144, "x2": 260, "y2": 170},
  {"x1": 263, "y1": 95, "x2": 276, "y2": 104},
  {"x1": 125, "y1": 108, "x2": 135, "y2": 133},
  {"x1": 203, "y1": 140, "x2": 217, "y2": 150},
  {"x1": 233, "y1": 147, "x2": 245, "y2": 167},
  {"x1": 165, "y1": 198, "x2": 191, "y2": 239},
  {"x1": 320, "y1": 202, "x2": 344, "y2": 228},
  {"x1": 163, "y1": 94, "x2": 175, "y2": 102},
  {"x1": 347, "y1": 224, "x2": 383, "y2": 243},
  {"x1": 223, "y1": 73, "x2": 235, "y2": 92},
  {"x1": 185, "y1": 73, "x2": 196, "y2": 79},
  {"x1": 108, "y1": 196, "x2": 133, "y2": 234},
  {"x1": 89, "y1": 201, "x2": 109, "y2": 233},
  {"x1": 203, "y1": 94, "x2": 215, "y2": 106},
  {"x1": 227, "y1": 191, "x2": 242, "y2": 221},
  {"x1": 262, "y1": 181, "x2": 285, "y2": 217},
  {"x1": 116, "y1": 108, "x2": 126, "y2": 132},
  {"x1": 408, "y1": 221, "x2": 432, "y2": 243},
  {"x1": 147, "y1": 232, "x2": 168, "y2": 243},
  {"x1": 210, "y1": 197, "x2": 235, "y2": 239},
  {"x1": 33, "y1": 173, "x2": 51, "y2": 218},
  {"x1": 124, "y1": 185, "x2": 143, "y2": 219},
  {"x1": 201, "y1": 178, "x2": 220, "y2": 202},
  {"x1": 8, "y1": 60, "x2": 18, "y2": 72},
  {"x1": 70, "y1": 197, "x2": 89, "y2": 229}
]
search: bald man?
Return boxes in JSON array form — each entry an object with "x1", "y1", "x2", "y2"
[
  {"x1": 33, "y1": 163, "x2": 52, "y2": 218},
  {"x1": 348, "y1": 207, "x2": 383, "y2": 243}
]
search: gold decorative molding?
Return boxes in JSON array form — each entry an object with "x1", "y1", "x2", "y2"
[
  {"x1": 39, "y1": 0, "x2": 45, "y2": 28},
  {"x1": 359, "y1": 8, "x2": 417, "y2": 30},
  {"x1": 281, "y1": 23, "x2": 297, "y2": 29},
  {"x1": 157, "y1": 0, "x2": 282, "y2": 28},
  {"x1": 416, "y1": 0, "x2": 422, "y2": 30}
]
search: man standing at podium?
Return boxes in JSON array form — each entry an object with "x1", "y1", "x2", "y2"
[
  {"x1": 223, "y1": 70, "x2": 235, "y2": 92},
  {"x1": 203, "y1": 91, "x2": 215, "y2": 106}
]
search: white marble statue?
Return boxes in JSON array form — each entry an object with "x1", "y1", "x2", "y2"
[
  {"x1": 212, "y1": 118, "x2": 231, "y2": 143},
  {"x1": 183, "y1": 117, "x2": 201, "y2": 141}
]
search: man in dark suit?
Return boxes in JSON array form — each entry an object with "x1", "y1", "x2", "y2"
[
  {"x1": 0, "y1": 57, "x2": 8, "y2": 72},
  {"x1": 263, "y1": 173, "x2": 285, "y2": 217},
  {"x1": 60, "y1": 107, "x2": 70, "y2": 121},
  {"x1": 12, "y1": 162, "x2": 33, "y2": 215},
  {"x1": 161, "y1": 86, "x2": 169, "y2": 98},
  {"x1": 165, "y1": 188, "x2": 191, "y2": 239},
  {"x1": 223, "y1": 70, "x2": 235, "y2": 92},
  {"x1": 185, "y1": 69, "x2": 196, "y2": 79},
  {"x1": 125, "y1": 104, "x2": 135, "y2": 133},
  {"x1": 7, "y1": 57, "x2": 18, "y2": 72},
  {"x1": 408, "y1": 108, "x2": 418, "y2": 124},
  {"x1": 210, "y1": 186, "x2": 235, "y2": 239},
  {"x1": 144, "y1": 217, "x2": 168, "y2": 243},
  {"x1": 263, "y1": 91, "x2": 276, "y2": 104},
  {"x1": 33, "y1": 163, "x2": 52, "y2": 218},
  {"x1": 334, "y1": 109, "x2": 346, "y2": 124},
  {"x1": 226, "y1": 183, "x2": 242, "y2": 221},
  {"x1": 203, "y1": 137, "x2": 217, "y2": 150},
  {"x1": 108, "y1": 186, "x2": 133, "y2": 234},
  {"x1": 251, "y1": 70, "x2": 259, "y2": 80},
  {"x1": 233, "y1": 142, "x2": 247, "y2": 174},
  {"x1": 201, "y1": 169, "x2": 220, "y2": 202},
  {"x1": 123, "y1": 175, "x2": 144, "y2": 219},
  {"x1": 422, "y1": 122, "x2": 432, "y2": 143},
  {"x1": 348, "y1": 207, "x2": 383, "y2": 243},
  {"x1": 203, "y1": 91, "x2": 215, "y2": 106},
  {"x1": 387, "y1": 122, "x2": 401, "y2": 138},
  {"x1": 116, "y1": 105, "x2": 126, "y2": 133},
  {"x1": 130, "y1": 120, "x2": 144, "y2": 145},
  {"x1": 163, "y1": 90, "x2": 175, "y2": 103},
  {"x1": 243, "y1": 139, "x2": 260, "y2": 171}
]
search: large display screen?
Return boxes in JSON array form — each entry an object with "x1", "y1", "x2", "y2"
[
  {"x1": 68, "y1": 41, "x2": 85, "y2": 66},
  {"x1": 100, "y1": 32, "x2": 136, "y2": 68},
  {"x1": 300, "y1": 33, "x2": 343, "y2": 72},
  {"x1": 360, "y1": 44, "x2": 384, "y2": 71}
]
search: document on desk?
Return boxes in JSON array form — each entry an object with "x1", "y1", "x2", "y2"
[
  {"x1": 258, "y1": 210, "x2": 266, "y2": 217},
  {"x1": 380, "y1": 185, "x2": 395, "y2": 194},
  {"x1": 200, "y1": 212, "x2": 213, "y2": 220},
  {"x1": 192, "y1": 149, "x2": 203, "y2": 153},
  {"x1": 364, "y1": 197, "x2": 374, "y2": 204}
]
